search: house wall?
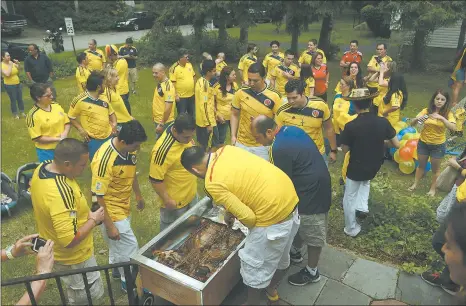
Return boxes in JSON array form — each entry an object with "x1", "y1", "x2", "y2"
[{"x1": 402, "y1": 20, "x2": 464, "y2": 49}]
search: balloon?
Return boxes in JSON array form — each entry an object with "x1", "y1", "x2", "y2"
[
  {"x1": 413, "y1": 146, "x2": 418, "y2": 160},
  {"x1": 395, "y1": 126, "x2": 402, "y2": 134},
  {"x1": 405, "y1": 127, "x2": 417, "y2": 134},
  {"x1": 399, "y1": 146, "x2": 414, "y2": 161},
  {"x1": 399, "y1": 160, "x2": 416, "y2": 174},
  {"x1": 402, "y1": 117, "x2": 409, "y2": 123},
  {"x1": 397, "y1": 134, "x2": 403, "y2": 141},
  {"x1": 402, "y1": 133, "x2": 417, "y2": 141},
  {"x1": 400, "y1": 140, "x2": 408, "y2": 148},
  {"x1": 389, "y1": 147, "x2": 396, "y2": 157},
  {"x1": 426, "y1": 162, "x2": 432, "y2": 172},
  {"x1": 406, "y1": 139, "x2": 418, "y2": 148},
  {"x1": 411, "y1": 132, "x2": 421, "y2": 139},
  {"x1": 398, "y1": 128, "x2": 409, "y2": 137},
  {"x1": 394, "y1": 150, "x2": 401, "y2": 163},
  {"x1": 395, "y1": 121, "x2": 408, "y2": 130}
]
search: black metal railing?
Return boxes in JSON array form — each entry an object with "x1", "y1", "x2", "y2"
[{"x1": 1, "y1": 262, "x2": 140, "y2": 306}]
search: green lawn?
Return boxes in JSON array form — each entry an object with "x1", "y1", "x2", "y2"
[{"x1": 1, "y1": 20, "x2": 461, "y2": 304}]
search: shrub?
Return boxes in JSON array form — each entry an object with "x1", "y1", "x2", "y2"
[
  {"x1": 361, "y1": 4, "x2": 392, "y2": 38},
  {"x1": 50, "y1": 57, "x2": 76, "y2": 79}
]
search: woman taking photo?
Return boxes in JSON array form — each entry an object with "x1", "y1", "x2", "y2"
[
  {"x1": 379, "y1": 72, "x2": 408, "y2": 127},
  {"x1": 369, "y1": 61, "x2": 396, "y2": 115},
  {"x1": 101, "y1": 67, "x2": 133, "y2": 125},
  {"x1": 409, "y1": 90, "x2": 457, "y2": 196},
  {"x1": 26, "y1": 83, "x2": 70, "y2": 162},
  {"x1": 2, "y1": 51, "x2": 25, "y2": 119},
  {"x1": 311, "y1": 52, "x2": 329, "y2": 102},
  {"x1": 332, "y1": 76, "x2": 355, "y2": 147},
  {"x1": 300, "y1": 64, "x2": 315, "y2": 97},
  {"x1": 335, "y1": 61, "x2": 364, "y2": 94},
  {"x1": 215, "y1": 66, "x2": 238, "y2": 146}
]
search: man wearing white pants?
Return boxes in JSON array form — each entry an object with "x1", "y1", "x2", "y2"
[{"x1": 340, "y1": 88, "x2": 398, "y2": 237}]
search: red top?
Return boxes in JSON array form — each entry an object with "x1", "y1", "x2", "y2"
[{"x1": 312, "y1": 64, "x2": 328, "y2": 96}]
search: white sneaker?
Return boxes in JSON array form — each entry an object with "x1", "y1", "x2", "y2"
[{"x1": 344, "y1": 224, "x2": 361, "y2": 237}]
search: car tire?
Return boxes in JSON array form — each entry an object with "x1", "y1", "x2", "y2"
[{"x1": 133, "y1": 24, "x2": 139, "y2": 31}]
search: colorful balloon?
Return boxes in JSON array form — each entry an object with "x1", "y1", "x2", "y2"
[
  {"x1": 404, "y1": 127, "x2": 417, "y2": 134},
  {"x1": 400, "y1": 140, "x2": 408, "y2": 147},
  {"x1": 395, "y1": 121, "x2": 408, "y2": 130},
  {"x1": 399, "y1": 160, "x2": 416, "y2": 174},
  {"x1": 414, "y1": 160, "x2": 431, "y2": 172},
  {"x1": 394, "y1": 150, "x2": 401, "y2": 163},
  {"x1": 399, "y1": 146, "x2": 414, "y2": 161},
  {"x1": 402, "y1": 133, "x2": 416, "y2": 141},
  {"x1": 413, "y1": 146, "x2": 418, "y2": 160},
  {"x1": 405, "y1": 139, "x2": 418, "y2": 148},
  {"x1": 411, "y1": 132, "x2": 421, "y2": 139},
  {"x1": 389, "y1": 147, "x2": 397, "y2": 157}
]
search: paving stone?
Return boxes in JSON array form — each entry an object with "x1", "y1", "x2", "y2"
[
  {"x1": 315, "y1": 279, "x2": 372, "y2": 305},
  {"x1": 396, "y1": 272, "x2": 456, "y2": 305},
  {"x1": 317, "y1": 246, "x2": 357, "y2": 281},
  {"x1": 277, "y1": 265, "x2": 328, "y2": 305},
  {"x1": 370, "y1": 300, "x2": 407, "y2": 306},
  {"x1": 342, "y1": 258, "x2": 399, "y2": 299}
]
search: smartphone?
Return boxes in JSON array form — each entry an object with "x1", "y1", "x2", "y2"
[{"x1": 31, "y1": 237, "x2": 47, "y2": 252}]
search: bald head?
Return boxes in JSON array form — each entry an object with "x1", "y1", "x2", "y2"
[
  {"x1": 251, "y1": 115, "x2": 277, "y2": 146},
  {"x1": 152, "y1": 63, "x2": 166, "y2": 81}
]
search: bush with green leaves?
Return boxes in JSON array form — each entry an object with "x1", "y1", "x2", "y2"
[{"x1": 361, "y1": 4, "x2": 392, "y2": 38}]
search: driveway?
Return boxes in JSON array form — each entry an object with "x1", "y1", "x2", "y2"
[{"x1": 6, "y1": 24, "x2": 213, "y2": 53}]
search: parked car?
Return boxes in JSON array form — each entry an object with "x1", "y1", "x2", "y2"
[
  {"x1": 1, "y1": 40, "x2": 31, "y2": 61},
  {"x1": 1, "y1": 8, "x2": 27, "y2": 36},
  {"x1": 115, "y1": 11, "x2": 155, "y2": 31}
]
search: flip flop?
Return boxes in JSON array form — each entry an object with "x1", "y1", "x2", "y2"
[{"x1": 265, "y1": 290, "x2": 280, "y2": 302}]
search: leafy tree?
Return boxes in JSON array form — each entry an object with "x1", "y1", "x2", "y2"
[
  {"x1": 230, "y1": 0, "x2": 255, "y2": 44},
  {"x1": 381, "y1": 1, "x2": 466, "y2": 71},
  {"x1": 268, "y1": 1, "x2": 286, "y2": 34},
  {"x1": 285, "y1": 1, "x2": 313, "y2": 54}
]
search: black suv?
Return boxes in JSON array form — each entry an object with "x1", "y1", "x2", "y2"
[
  {"x1": 1, "y1": 40, "x2": 31, "y2": 61},
  {"x1": 115, "y1": 11, "x2": 155, "y2": 31}
]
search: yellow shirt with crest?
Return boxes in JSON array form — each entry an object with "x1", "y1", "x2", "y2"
[
  {"x1": 100, "y1": 87, "x2": 132, "y2": 124},
  {"x1": 195, "y1": 77, "x2": 217, "y2": 127},
  {"x1": 152, "y1": 79, "x2": 175, "y2": 124},
  {"x1": 214, "y1": 82, "x2": 239, "y2": 121},
  {"x1": 271, "y1": 64, "x2": 301, "y2": 96},
  {"x1": 417, "y1": 108, "x2": 456, "y2": 145},
  {"x1": 262, "y1": 52, "x2": 284, "y2": 80}
]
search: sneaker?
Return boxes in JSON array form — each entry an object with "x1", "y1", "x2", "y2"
[
  {"x1": 14, "y1": 115, "x2": 19, "y2": 119},
  {"x1": 420, "y1": 271, "x2": 442, "y2": 287},
  {"x1": 121, "y1": 280, "x2": 127, "y2": 293},
  {"x1": 112, "y1": 268, "x2": 121, "y2": 280},
  {"x1": 290, "y1": 251, "x2": 303, "y2": 263},
  {"x1": 132, "y1": 90, "x2": 137, "y2": 94},
  {"x1": 288, "y1": 267, "x2": 321, "y2": 286},
  {"x1": 441, "y1": 282, "x2": 460, "y2": 295},
  {"x1": 344, "y1": 224, "x2": 361, "y2": 237}
]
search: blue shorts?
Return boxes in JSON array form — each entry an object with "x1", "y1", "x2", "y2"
[
  {"x1": 417, "y1": 140, "x2": 446, "y2": 159},
  {"x1": 449, "y1": 68, "x2": 465, "y2": 87},
  {"x1": 36, "y1": 148, "x2": 55, "y2": 163},
  {"x1": 88, "y1": 137, "x2": 111, "y2": 161}
]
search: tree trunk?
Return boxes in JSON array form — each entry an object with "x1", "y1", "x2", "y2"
[
  {"x1": 318, "y1": 14, "x2": 333, "y2": 56},
  {"x1": 411, "y1": 29, "x2": 428, "y2": 71},
  {"x1": 458, "y1": 19, "x2": 466, "y2": 51},
  {"x1": 74, "y1": 0, "x2": 79, "y2": 13},
  {"x1": 218, "y1": 22, "x2": 227, "y2": 43},
  {"x1": 239, "y1": 26, "x2": 249, "y2": 44},
  {"x1": 303, "y1": 19, "x2": 309, "y2": 32}
]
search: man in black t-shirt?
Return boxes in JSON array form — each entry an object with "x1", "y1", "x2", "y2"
[
  {"x1": 340, "y1": 88, "x2": 399, "y2": 237},
  {"x1": 252, "y1": 115, "x2": 332, "y2": 287},
  {"x1": 118, "y1": 38, "x2": 138, "y2": 94}
]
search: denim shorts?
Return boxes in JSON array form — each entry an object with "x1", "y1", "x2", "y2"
[{"x1": 417, "y1": 140, "x2": 446, "y2": 159}]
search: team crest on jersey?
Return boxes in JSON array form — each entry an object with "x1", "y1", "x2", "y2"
[
  {"x1": 69, "y1": 210, "x2": 77, "y2": 218},
  {"x1": 312, "y1": 110, "x2": 320, "y2": 118},
  {"x1": 131, "y1": 155, "x2": 137, "y2": 165},
  {"x1": 264, "y1": 99, "x2": 272, "y2": 106},
  {"x1": 95, "y1": 182, "x2": 102, "y2": 191}
]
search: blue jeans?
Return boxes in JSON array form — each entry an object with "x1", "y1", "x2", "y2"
[
  {"x1": 36, "y1": 148, "x2": 55, "y2": 163},
  {"x1": 88, "y1": 136, "x2": 111, "y2": 161},
  {"x1": 4, "y1": 84, "x2": 25, "y2": 115}
]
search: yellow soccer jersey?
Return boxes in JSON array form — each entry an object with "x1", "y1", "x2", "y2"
[
  {"x1": 204, "y1": 145, "x2": 298, "y2": 228},
  {"x1": 304, "y1": 77, "x2": 316, "y2": 97},
  {"x1": 85, "y1": 49, "x2": 106, "y2": 71},
  {"x1": 100, "y1": 87, "x2": 132, "y2": 124},
  {"x1": 26, "y1": 103, "x2": 70, "y2": 150},
  {"x1": 232, "y1": 86, "x2": 282, "y2": 147},
  {"x1": 75, "y1": 66, "x2": 91, "y2": 93},
  {"x1": 417, "y1": 108, "x2": 456, "y2": 145},
  {"x1": 215, "y1": 82, "x2": 239, "y2": 121},
  {"x1": 367, "y1": 55, "x2": 393, "y2": 88},
  {"x1": 91, "y1": 139, "x2": 137, "y2": 222},
  {"x1": 373, "y1": 78, "x2": 389, "y2": 108},
  {"x1": 263, "y1": 52, "x2": 284, "y2": 80},
  {"x1": 276, "y1": 96, "x2": 331, "y2": 154},
  {"x1": 457, "y1": 177, "x2": 466, "y2": 202},
  {"x1": 195, "y1": 77, "x2": 217, "y2": 128},
  {"x1": 113, "y1": 58, "x2": 129, "y2": 95},
  {"x1": 238, "y1": 54, "x2": 257, "y2": 84},
  {"x1": 271, "y1": 64, "x2": 300, "y2": 96},
  {"x1": 31, "y1": 161, "x2": 93, "y2": 265},
  {"x1": 152, "y1": 78, "x2": 175, "y2": 124},
  {"x1": 1, "y1": 62, "x2": 20, "y2": 85},
  {"x1": 379, "y1": 91, "x2": 402, "y2": 127},
  {"x1": 216, "y1": 60, "x2": 227, "y2": 74},
  {"x1": 68, "y1": 92, "x2": 115, "y2": 140},
  {"x1": 298, "y1": 48, "x2": 327, "y2": 65},
  {"x1": 332, "y1": 94, "x2": 351, "y2": 134},
  {"x1": 169, "y1": 61, "x2": 196, "y2": 98},
  {"x1": 149, "y1": 125, "x2": 197, "y2": 208}
]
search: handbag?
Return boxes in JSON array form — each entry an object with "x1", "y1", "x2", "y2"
[{"x1": 436, "y1": 157, "x2": 466, "y2": 192}]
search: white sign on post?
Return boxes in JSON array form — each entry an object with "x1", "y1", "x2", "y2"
[{"x1": 64, "y1": 17, "x2": 75, "y2": 36}]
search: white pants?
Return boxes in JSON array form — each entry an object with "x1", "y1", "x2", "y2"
[
  {"x1": 235, "y1": 141, "x2": 270, "y2": 161},
  {"x1": 343, "y1": 178, "x2": 370, "y2": 236},
  {"x1": 101, "y1": 217, "x2": 139, "y2": 281}
]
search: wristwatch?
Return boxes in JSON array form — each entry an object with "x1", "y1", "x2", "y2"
[{"x1": 5, "y1": 245, "x2": 15, "y2": 260}]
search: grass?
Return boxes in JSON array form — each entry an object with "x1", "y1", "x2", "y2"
[{"x1": 1, "y1": 17, "x2": 461, "y2": 304}]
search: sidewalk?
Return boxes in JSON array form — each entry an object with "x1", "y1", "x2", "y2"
[{"x1": 220, "y1": 245, "x2": 455, "y2": 306}]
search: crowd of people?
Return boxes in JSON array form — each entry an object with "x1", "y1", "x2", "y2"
[{"x1": 2, "y1": 33, "x2": 466, "y2": 305}]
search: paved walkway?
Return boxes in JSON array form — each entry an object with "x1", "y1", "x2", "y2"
[{"x1": 153, "y1": 245, "x2": 454, "y2": 305}]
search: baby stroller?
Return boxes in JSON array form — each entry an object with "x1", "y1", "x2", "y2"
[{"x1": 1, "y1": 162, "x2": 39, "y2": 217}]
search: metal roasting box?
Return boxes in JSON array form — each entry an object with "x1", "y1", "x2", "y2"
[{"x1": 131, "y1": 197, "x2": 246, "y2": 305}]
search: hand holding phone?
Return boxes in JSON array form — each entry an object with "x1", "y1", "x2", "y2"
[{"x1": 31, "y1": 237, "x2": 48, "y2": 253}]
